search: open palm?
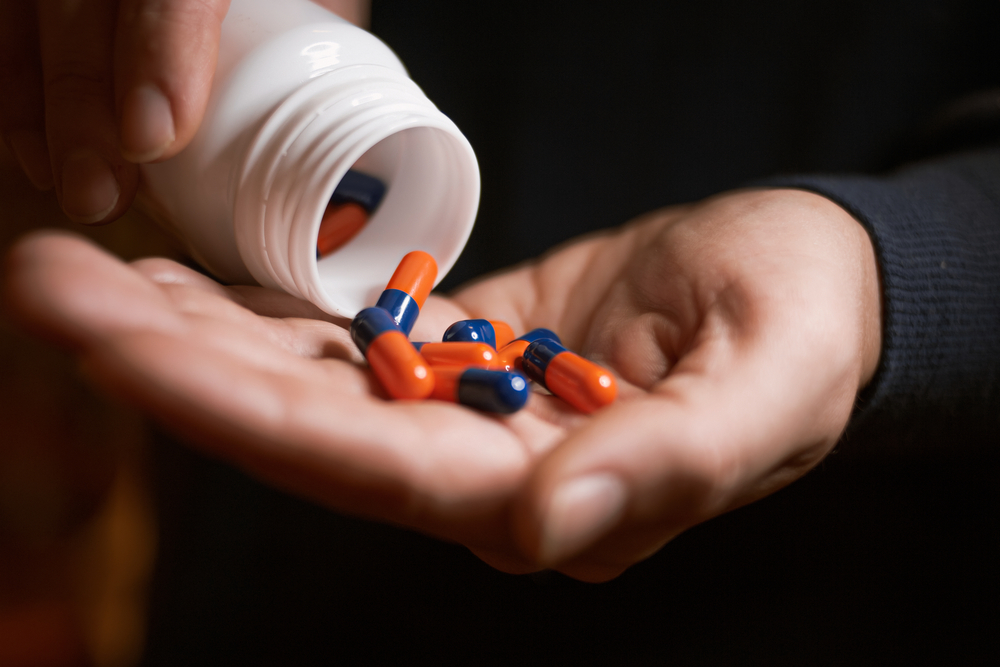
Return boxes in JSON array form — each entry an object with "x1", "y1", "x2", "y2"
[{"x1": 4, "y1": 188, "x2": 881, "y2": 581}]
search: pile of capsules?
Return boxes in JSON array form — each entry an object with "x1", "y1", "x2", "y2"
[
  {"x1": 349, "y1": 250, "x2": 618, "y2": 415},
  {"x1": 316, "y1": 169, "x2": 386, "y2": 259}
]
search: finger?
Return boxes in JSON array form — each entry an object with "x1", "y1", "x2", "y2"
[
  {"x1": 0, "y1": 0, "x2": 53, "y2": 189},
  {"x1": 467, "y1": 546, "x2": 542, "y2": 576},
  {"x1": 9, "y1": 242, "x2": 344, "y2": 381},
  {"x1": 314, "y1": 0, "x2": 370, "y2": 27},
  {"x1": 83, "y1": 328, "x2": 533, "y2": 545},
  {"x1": 128, "y1": 257, "x2": 346, "y2": 324},
  {"x1": 3, "y1": 232, "x2": 538, "y2": 549},
  {"x1": 130, "y1": 256, "x2": 234, "y2": 296},
  {"x1": 114, "y1": 0, "x2": 230, "y2": 163},
  {"x1": 3, "y1": 231, "x2": 186, "y2": 348},
  {"x1": 227, "y1": 285, "x2": 351, "y2": 327},
  {"x1": 513, "y1": 312, "x2": 860, "y2": 581},
  {"x1": 37, "y1": 0, "x2": 138, "y2": 223},
  {"x1": 5, "y1": 233, "x2": 350, "y2": 376}
]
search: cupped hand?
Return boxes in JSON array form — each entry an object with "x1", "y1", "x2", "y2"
[{"x1": 3, "y1": 188, "x2": 881, "y2": 581}]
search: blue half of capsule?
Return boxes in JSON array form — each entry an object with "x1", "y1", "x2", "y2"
[
  {"x1": 517, "y1": 327, "x2": 562, "y2": 345},
  {"x1": 521, "y1": 338, "x2": 562, "y2": 379},
  {"x1": 456, "y1": 368, "x2": 529, "y2": 414},
  {"x1": 330, "y1": 170, "x2": 387, "y2": 212},
  {"x1": 375, "y1": 288, "x2": 418, "y2": 335},
  {"x1": 443, "y1": 319, "x2": 497, "y2": 348},
  {"x1": 350, "y1": 306, "x2": 398, "y2": 354},
  {"x1": 350, "y1": 307, "x2": 435, "y2": 400}
]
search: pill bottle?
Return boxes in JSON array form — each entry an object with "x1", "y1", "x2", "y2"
[{"x1": 139, "y1": 0, "x2": 480, "y2": 317}]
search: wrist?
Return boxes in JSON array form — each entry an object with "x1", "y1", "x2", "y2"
[{"x1": 771, "y1": 188, "x2": 883, "y2": 388}]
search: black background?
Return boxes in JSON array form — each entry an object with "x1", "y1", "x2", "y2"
[{"x1": 141, "y1": 1, "x2": 1000, "y2": 663}]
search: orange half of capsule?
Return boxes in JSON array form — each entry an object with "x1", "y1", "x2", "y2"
[
  {"x1": 496, "y1": 340, "x2": 529, "y2": 372},
  {"x1": 418, "y1": 342, "x2": 497, "y2": 369},
  {"x1": 489, "y1": 320, "x2": 516, "y2": 349},
  {"x1": 365, "y1": 330, "x2": 435, "y2": 400},
  {"x1": 429, "y1": 366, "x2": 463, "y2": 402},
  {"x1": 317, "y1": 202, "x2": 368, "y2": 257},
  {"x1": 385, "y1": 250, "x2": 438, "y2": 309},
  {"x1": 544, "y1": 353, "x2": 618, "y2": 414}
]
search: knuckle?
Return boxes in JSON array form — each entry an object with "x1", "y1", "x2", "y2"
[
  {"x1": 122, "y1": 1, "x2": 226, "y2": 74},
  {"x1": 131, "y1": 0, "x2": 228, "y2": 32},
  {"x1": 44, "y1": 64, "x2": 110, "y2": 105},
  {"x1": 674, "y1": 429, "x2": 743, "y2": 514},
  {"x1": 690, "y1": 440, "x2": 740, "y2": 505}
]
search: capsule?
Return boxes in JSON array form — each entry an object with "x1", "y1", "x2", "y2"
[
  {"x1": 517, "y1": 327, "x2": 561, "y2": 345},
  {"x1": 375, "y1": 251, "x2": 438, "y2": 335},
  {"x1": 494, "y1": 328, "x2": 562, "y2": 372},
  {"x1": 522, "y1": 339, "x2": 617, "y2": 413},
  {"x1": 431, "y1": 367, "x2": 529, "y2": 414},
  {"x1": 329, "y1": 169, "x2": 387, "y2": 212},
  {"x1": 316, "y1": 202, "x2": 368, "y2": 259},
  {"x1": 442, "y1": 319, "x2": 497, "y2": 349},
  {"x1": 413, "y1": 342, "x2": 497, "y2": 369},
  {"x1": 489, "y1": 320, "x2": 516, "y2": 349},
  {"x1": 351, "y1": 307, "x2": 434, "y2": 400}
]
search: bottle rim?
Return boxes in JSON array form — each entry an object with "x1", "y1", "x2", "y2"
[{"x1": 234, "y1": 64, "x2": 480, "y2": 317}]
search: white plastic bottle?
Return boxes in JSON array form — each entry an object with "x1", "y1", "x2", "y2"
[{"x1": 140, "y1": 0, "x2": 480, "y2": 317}]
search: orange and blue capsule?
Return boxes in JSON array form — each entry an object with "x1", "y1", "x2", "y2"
[
  {"x1": 495, "y1": 328, "x2": 562, "y2": 372},
  {"x1": 413, "y1": 342, "x2": 497, "y2": 369},
  {"x1": 443, "y1": 319, "x2": 497, "y2": 348},
  {"x1": 375, "y1": 250, "x2": 438, "y2": 335},
  {"x1": 316, "y1": 201, "x2": 368, "y2": 259},
  {"x1": 522, "y1": 339, "x2": 617, "y2": 413},
  {"x1": 431, "y1": 367, "x2": 529, "y2": 414},
  {"x1": 330, "y1": 169, "x2": 387, "y2": 212},
  {"x1": 317, "y1": 170, "x2": 386, "y2": 260},
  {"x1": 351, "y1": 307, "x2": 434, "y2": 400}
]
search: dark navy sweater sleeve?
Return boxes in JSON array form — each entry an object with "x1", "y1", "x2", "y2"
[{"x1": 766, "y1": 148, "x2": 1000, "y2": 447}]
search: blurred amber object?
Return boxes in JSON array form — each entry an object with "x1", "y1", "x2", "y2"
[
  {"x1": 1, "y1": 144, "x2": 172, "y2": 666},
  {"x1": 0, "y1": 600, "x2": 88, "y2": 667}
]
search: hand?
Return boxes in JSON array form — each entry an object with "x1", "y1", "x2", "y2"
[
  {"x1": 3, "y1": 188, "x2": 881, "y2": 581},
  {"x1": 0, "y1": 0, "x2": 368, "y2": 223}
]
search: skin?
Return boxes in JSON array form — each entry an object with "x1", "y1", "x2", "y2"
[
  {"x1": 0, "y1": 0, "x2": 369, "y2": 222},
  {"x1": 3, "y1": 188, "x2": 882, "y2": 582}
]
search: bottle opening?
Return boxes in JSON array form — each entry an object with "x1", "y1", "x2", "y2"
[
  {"x1": 236, "y1": 64, "x2": 481, "y2": 318},
  {"x1": 312, "y1": 125, "x2": 478, "y2": 315}
]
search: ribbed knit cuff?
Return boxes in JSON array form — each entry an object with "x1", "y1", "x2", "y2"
[{"x1": 761, "y1": 147, "x2": 1000, "y2": 441}]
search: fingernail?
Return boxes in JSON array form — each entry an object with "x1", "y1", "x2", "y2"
[
  {"x1": 120, "y1": 84, "x2": 175, "y2": 163},
  {"x1": 538, "y1": 472, "x2": 628, "y2": 565},
  {"x1": 7, "y1": 130, "x2": 54, "y2": 190},
  {"x1": 61, "y1": 150, "x2": 120, "y2": 224}
]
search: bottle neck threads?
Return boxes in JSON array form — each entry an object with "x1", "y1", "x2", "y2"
[{"x1": 234, "y1": 64, "x2": 480, "y2": 317}]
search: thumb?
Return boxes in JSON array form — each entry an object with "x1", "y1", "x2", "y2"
[
  {"x1": 115, "y1": 0, "x2": 230, "y2": 163},
  {"x1": 512, "y1": 333, "x2": 858, "y2": 582}
]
